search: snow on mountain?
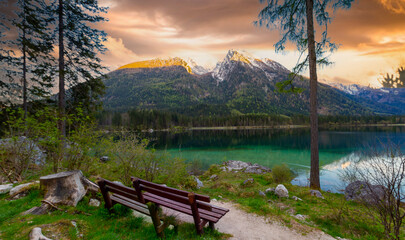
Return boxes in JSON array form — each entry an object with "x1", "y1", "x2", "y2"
[
  {"x1": 328, "y1": 83, "x2": 368, "y2": 95},
  {"x1": 186, "y1": 58, "x2": 210, "y2": 75},
  {"x1": 212, "y1": 49, "x2": 290, "y2": 82}
]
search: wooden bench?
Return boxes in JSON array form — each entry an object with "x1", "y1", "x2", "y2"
[{"x1": 97, "y1": 177, "x2": 229, "y2": 237}]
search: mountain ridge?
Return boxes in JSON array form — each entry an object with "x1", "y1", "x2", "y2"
[{"x1": 104, "y1": 50, "x2": 404, "y2": 116}]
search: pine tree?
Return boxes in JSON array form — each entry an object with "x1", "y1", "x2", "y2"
[
  {"x1": 53, "y1": 0, "x2": 108, "y2": 136},
  {"x1": 256, "y1": 0, "x2": 354, "y2": 189},
  {"x1": 0, "y1": 1, "x2": 18, "y2": 104},
  {"x1": 381, "y1": 67, "x2": 405, "y2": 88},
  {"x1": 13, "y1": 0, "x2": 55, "y2": 118}
]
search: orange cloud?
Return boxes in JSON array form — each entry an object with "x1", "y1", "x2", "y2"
[{"x1": 378, "y1": 0, "x2": 405, "y2": 14}]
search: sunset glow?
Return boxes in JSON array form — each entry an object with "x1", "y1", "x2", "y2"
[{"x1": 97, "y1": 0, "x2": 405, "y2": 87}]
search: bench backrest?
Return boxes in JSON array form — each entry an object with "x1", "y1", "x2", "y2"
[
  {"x1": 132, "y1": 177, "x2": 213, "y2": 211},
  {"x1": 100, "y1": 179, "x2": 140, "y2": 202}
]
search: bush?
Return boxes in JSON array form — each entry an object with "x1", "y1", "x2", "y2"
[
  {"x1": 102, "y1": 134, "x2": 191, "y2": 188},
  {"x1": 272, "y1": 164, "x2": 292, "y2": 184}
]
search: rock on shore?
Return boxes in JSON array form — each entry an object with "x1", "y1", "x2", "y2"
[{"x1": 221, "y1": 160, "x2": 271, "y2": 174}]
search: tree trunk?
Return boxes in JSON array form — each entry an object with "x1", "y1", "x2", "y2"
[
  {"x1": 22, "y1": 0, "x2": 27, "y2": 121},
  {"x1": 58, "y1": 0, "x2": 66, "y2": 137},
  {"x1": 305, "y1": 0, "x2": 320, "y2": 189}
]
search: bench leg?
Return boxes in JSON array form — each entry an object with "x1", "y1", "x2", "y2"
[
  {"x1": 209, "y1": 222, "x2": 215, "y2": 231},
  {"x1": 147, "y1": 202, "x2": 166, "y2": 238}
]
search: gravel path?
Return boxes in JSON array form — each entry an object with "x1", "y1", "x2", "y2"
[{"x1": 160, "y1": 201, "x2": 337, "y2": 240}]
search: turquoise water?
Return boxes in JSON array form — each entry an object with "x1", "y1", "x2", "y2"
[{"x1": 146, "y1": 127, "x2": 405, "y2": 192}]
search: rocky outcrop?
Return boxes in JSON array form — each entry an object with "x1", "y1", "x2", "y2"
[
  {"x1": 345, "y1": 181, "x2": 387, "y2": 204},
  {"x1": 275, "y1": 184, "x2": 288, "y2": 198},
  {"x1": 221, "y1": 160, "x2": 271, "y2": 174},
  {"x1": 0, "y1": 183, "x2": 13, "y2": 194}
]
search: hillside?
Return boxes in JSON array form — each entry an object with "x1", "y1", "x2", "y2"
[{"x1": 103, "y1": 50, "x2": 404, "y2": 116}]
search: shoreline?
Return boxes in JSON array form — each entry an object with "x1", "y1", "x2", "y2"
[{"x1": 141, "y1": 123, "x2": 405, "y2": 132}]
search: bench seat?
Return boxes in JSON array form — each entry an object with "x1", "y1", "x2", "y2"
[{"x1": 97, "y1": 177, "x2": 229, "y2": 236}]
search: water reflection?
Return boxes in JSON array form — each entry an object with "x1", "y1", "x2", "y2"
[{"x1": 145, "y1": 126, "x2": 405, "y2": 192}]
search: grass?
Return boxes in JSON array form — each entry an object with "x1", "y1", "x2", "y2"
[
  {"x1": 1, "y1": 165, "x2": 402, "y2": 240},
  {"x1": 0, "y1": 188, "x2": 229, "y2": 240},
  {"x1": 197, "y1": 166, "x2": 392, "y2": 240}
]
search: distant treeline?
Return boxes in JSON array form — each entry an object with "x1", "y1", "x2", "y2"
[{"x1": 97, "y1": 109, "x2": 405, "y2": 130}]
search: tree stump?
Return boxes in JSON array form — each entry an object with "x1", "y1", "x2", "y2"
[{"x1": 24, "y1": 170, "x2": 97, "y2": 215}]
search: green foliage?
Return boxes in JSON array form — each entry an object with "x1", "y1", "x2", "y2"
[
  {"x1": 0, "y1": 107, "x2": 103, "y2": 180},
  {"x1": 99, "y1": 134, "x2": 191, "y2": 189},
  {"x1": 271, "y1": 164, "x2": 292, "y2": 184},
  {"x1": 255, "y1": 0, "x2": 354, "y2": 90}
]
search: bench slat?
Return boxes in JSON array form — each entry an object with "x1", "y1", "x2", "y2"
[
  {"x1": 140, "y1": 184, "x2": 191, "y2": 205},
  {"x1": 137, "y1": 179, "x2": 210, "y2": 202},
  {"x1": 106, "y1": 185, "x2": 139, "y2": 202},
  {"x1": 112, "y1": 194, "x2": 148, "y2": 210},
  {"x1": 103, "y1": 179, "x2": 137, "y2": 194},
  {"x1": 111, "y1": 195, "x2": 150, "y2": 216},
  {"x1": 144, "y1": 194, "x2": 220, "y2": 223},
  {"x1": 143, "y1": 192, "x2": 224, "y2": 219}
]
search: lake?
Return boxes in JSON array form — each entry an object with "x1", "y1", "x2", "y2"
[{"x1": 146, "y1": 126, "x2": 405, "y2": 192}]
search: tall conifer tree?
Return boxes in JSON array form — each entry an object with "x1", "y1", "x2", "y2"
[
  {"x1": 256, "y1": 0, "x2": 354, "y2": 189},
  {"x1": 0, "y1": 0, "x2": 54, "y2": 113},
  {"x1": 13, "y1": 0, "x2": 54, "y2": 118},
  {"x1": 54, "y1": 0, "x2": 108, "y2": 136}
]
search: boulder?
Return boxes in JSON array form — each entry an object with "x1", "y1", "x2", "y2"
[
  {"x1": 194, "y1": 176, "x2": 203, "y2": 189},
  {"x1": 89, "y1": 199, "x2": 100, "y2": 207},
  {"x1": 221, "y1": 160, "x2": 271, "y2": 174},
  {"x1": 0, "y1": 137, "x2": 46, "y2": 165},
  {"x1": 345, "y1": 181, "x2": 386, "y2": 204},
  {"x1": 0, "y1": 183, "x2": 13, "y2": 194},
  {"x1": 9, "y1": 181, "x2": 39, "y2": 198},
  {"x1": 275, "y1": 184, "x2": 288, "y2": 198},
  {"x1": 29, "y1": 227, "x2": 52, "y2": 240},
  {"x1": 310, "y1": 190, "x2": 324, "y2": 199}
]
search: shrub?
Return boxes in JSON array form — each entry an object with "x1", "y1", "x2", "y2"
[
  {"x1": 272, "y1": 164, "x2": 292, "y2": 184},
  {"x1": 103, "y1": 134, "x2": 191, "y2": 188}
]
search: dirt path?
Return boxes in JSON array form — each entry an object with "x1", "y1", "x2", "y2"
[{"x1": 161, "y1": 201, "x2": 337, "y2": 240}]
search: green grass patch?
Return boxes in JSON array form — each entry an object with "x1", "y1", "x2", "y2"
[
  {"x1": 0, "y1": 190, "x2": 229, "y2": 240},
  {"x1": 196, "y1": 165, "x2": 393, "y2": 240}
]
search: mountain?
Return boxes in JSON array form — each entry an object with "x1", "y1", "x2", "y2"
[
  {"x1": 119, "y1": 57, "x2": 194, "y2": 74},
  {"x1": 329, "y1": 83, "x2": 405, "y2": 115},
  {"x1": 103, "y1": 50, "x2": 405, "y2": 116}
]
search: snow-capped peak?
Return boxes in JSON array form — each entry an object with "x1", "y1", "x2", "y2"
[
  {"x1": 212, "y1": 50, "x2": 290, "y2": 82},
  {"x1": 186, "y1": 58, "x2": 210, "y2": 75},
  {"x1": 327, "y1": 82, "x2": 369, "y2": 95}
]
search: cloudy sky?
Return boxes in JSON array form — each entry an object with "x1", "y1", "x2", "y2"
[{"x1": 99, "y1": 0, "x2": 405, "y2": 87}]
